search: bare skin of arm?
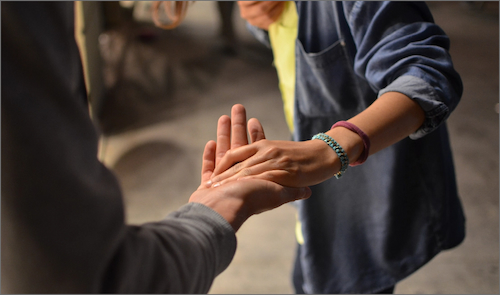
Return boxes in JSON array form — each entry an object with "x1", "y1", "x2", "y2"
[
  {"x1": 217, "y1": 2, "x2": 426, "y2": 187},
  {"x1": 207, "y1": 92, "x2": 425, "y2": 188}
]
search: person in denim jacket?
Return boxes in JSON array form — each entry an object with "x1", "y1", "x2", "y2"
[{"x1": 209, "y1": 1, "x2": 466, "y2": 293}]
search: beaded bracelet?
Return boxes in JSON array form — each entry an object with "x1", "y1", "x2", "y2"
[
  {"x1": 311, "y1": 133, "x2": 349, "y2": 179},
  {"x1": 331, "y1": 121, "x2": 370, "y2": 166}
]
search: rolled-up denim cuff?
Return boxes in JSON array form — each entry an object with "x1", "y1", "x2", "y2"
[{"x1": 378, "y1": 75, "x2": 449, "y2": 140}]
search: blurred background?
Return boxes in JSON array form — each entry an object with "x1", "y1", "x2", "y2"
[{"x1": 76, "y1": 1, "x2": 498, "y2": 294}]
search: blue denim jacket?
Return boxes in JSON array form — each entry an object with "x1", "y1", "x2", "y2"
[{"x1": 249, "y1": 1, "x2": 465, "y2": 293}]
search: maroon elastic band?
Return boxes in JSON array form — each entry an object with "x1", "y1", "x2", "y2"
[{"x1": 331, "y1": 121, "x2": 370, "y2": 166}]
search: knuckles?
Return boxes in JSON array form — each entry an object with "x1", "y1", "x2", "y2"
[
  {"x1": 261, "y1": 145, "x2": 280, "y2": 159},
  {"x1": 232, "y1": 162, "x2": 243, "y2": 173},
  {"x1": 241, "y1": 167, "x2": 253, "y2": 177},
  {"x1": 224, "y1": 149, "x2": 235, "y2": 160}
]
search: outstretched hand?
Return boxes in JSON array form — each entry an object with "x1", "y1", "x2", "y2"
[
  {"x1": 202, "y1": 105, "x2": 338, "y2": 188},
  {"x1": 206, "y1": 138, "x2": 340, "y2": 188},
  {"x1": 197, "y1": 104, "x2": 265, "y2": 190},
  {"x1": 214, "y1": 103, "x2": 266, "y2": 168},
  {"x1": 190, "y1": 104, "x2": 311, "y2": 232}
]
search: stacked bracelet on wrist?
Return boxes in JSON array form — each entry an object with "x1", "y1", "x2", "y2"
[
  {"x1": 331, "y1": 121, "x2": 370, "y2": 166},
  {"x1": 311, "y1": 133, "x2": 349, "y2": 179}
]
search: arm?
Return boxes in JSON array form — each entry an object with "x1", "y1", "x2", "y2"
[
  {"x1": 1, "y1": 3, "x2": 232, "y2": 293},
  {"x1": 208, "y1": 92, "x2": 424, "y2": 187},
  {"x1": 343, "y1": 1, "x2": 462, "y2": 138},
  {"x1": 208, "y1": 2, "x2": 461, "y2": 188},
  {"x1": 1, "y1": 3, "x2": 309, "y2": 293},
  {"x1": 332, "y1": 91, "x2": 426, "y2": 163},
  {"x1": 191, "y1": 104, "x2": 307, "y2": 232}
]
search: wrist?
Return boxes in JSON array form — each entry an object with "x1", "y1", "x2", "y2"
[
  {"x1": 190, "y1": 188, "x2": 246, "y2": 232},
  {"x1": 305, "y1": 139, "x2": 341, "y2": 180},
  {"x1": 325, "y1": 127, "x2": 364, "y2": 166}
]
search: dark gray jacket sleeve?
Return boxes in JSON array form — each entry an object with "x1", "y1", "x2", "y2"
[
  {"x1": 1, "y1": 2, "x2": 236, "y2": 293},
  {"x1": 100, "y1": 203, "x2": 236, "y2": 293}
]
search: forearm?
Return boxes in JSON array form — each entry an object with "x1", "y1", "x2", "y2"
[
  {"x1": 2, "y1": 3, "x2": 236, "y2": 292},
  {"x1": 325, "y1": 91, "x2": 426, "y2": 166},
  {"x1": 101, "y1": 203, "x2": 236, "y2": 293},
  {"x1": 207, "y1": 92, "x2": 426, "y2": 187},
  {"x1": 344, "y1": 1, "x2": 462, "y2": 138}
]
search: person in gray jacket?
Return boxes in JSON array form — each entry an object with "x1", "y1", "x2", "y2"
[{"x1": 1, "y1": 2, "x2": 310, "y2": 293}]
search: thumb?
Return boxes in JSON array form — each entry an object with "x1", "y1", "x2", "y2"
[{"x1": 199, "y1": 140, "x2": 216, "y2": 189}]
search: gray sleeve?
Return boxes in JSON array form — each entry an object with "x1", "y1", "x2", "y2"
[
  {"x1": 101, "y1": 203, "x2": 236, "y2": 293},
  {"x1": 1, "y1": 2, "x2": 235, "y2": 294}
]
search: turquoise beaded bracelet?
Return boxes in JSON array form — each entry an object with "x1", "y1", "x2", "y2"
[{"x1": 312, "y1": 133, "x2": 349, "y2": 179}]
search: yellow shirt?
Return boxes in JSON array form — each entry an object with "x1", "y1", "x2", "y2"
[
  {"x1": 268, "y1": 1, "x2": 298, "y2": 134},
  {"x1": 268, "y1": 2, "x2": 304, "y2": 245}
]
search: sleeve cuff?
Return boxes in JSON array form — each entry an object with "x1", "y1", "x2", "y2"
[{"x1": 378, "y1": 75, "x2": 449, "y2": 139}]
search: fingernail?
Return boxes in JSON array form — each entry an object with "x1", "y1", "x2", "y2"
[
  {"x1": 213, "y1": 182, "x2": 221, "y2": 188},
  {"x1": 205, "y1": 180, "x2": 212, "y2": 187}
]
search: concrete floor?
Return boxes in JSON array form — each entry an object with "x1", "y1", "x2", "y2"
[{"x1": 97, "y1": 2, "x2": 498, "y2": 294}]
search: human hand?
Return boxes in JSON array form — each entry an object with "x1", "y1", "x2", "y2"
[
  {"x1": 197, "y1": 104, "x2": 265, "y2": 190},
  {"x1": 237, "y1": 1, "x2": 285, "y2": 30},
  {"x1": 191, "y1": 104, "x2": 311, "y2": 231},
  {"x1": 191, "y1": 177, "x2": 310, "y2": 232},
  {"x1": 206, "y1": 138, "x2": 341, "y2": 188},
  {"x1": 214, "y1": 104, "x2": 266, "y2": 168}
]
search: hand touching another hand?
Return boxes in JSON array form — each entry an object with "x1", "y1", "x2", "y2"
[
  {"x1": 206, "y1": 138, "x2": 341, "y2": 189},
  {"x1": 189, "y1": 104, "x2": 311, "y2": 232},
  {"x1": 214, "y1": 103, "x2": 266, "y2": 167},
  {"x1": 196, "y1": 104, "x2": 265, "y2": 191},
  {"x1": 237, "y1": 1, "x2": 285, "y2": 30},
  {"x1": 205, "y1": 118, "x2": 367, "y2": 188}
]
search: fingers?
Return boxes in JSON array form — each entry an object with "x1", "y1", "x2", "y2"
[
  {"x1": 216, "y1": 115, "x2": 231, "y2": 166},
  {"x1": 213, "y1": 160, "x2": 304, "y2": 189},
  {"x1": 199, "y1": 140, "x2": 216, "y2": 189},
  {"x1": 211, "y1": 144, "x2": 259, "y2": 178},
  {"x1": 237, "y1": 1, "x2": 259, "y2": 9},
  {"x1": 231, "y1": 104, "x2": 248, "y2": 149},
  {"x1": 192, "y1": 178, "x2": 311, "y2": 231},
  {"x1": 266, "y1": 2, "x2": 286, "y2": 24},
  {"x1": 248, "y1": 118, "x2": 266, "y2": 143},
  {"x1": 236, "y1": 179, "x2": 312, "y2": 215},
  {"x1": 215, "y1": 105, "x2": 252, "y2": 165},
  {"x1": 238, "y1": 1, "x2": 286, "y2": 30},
  {"x1": 211, "y1": 158, "x2": 276, "y2": 187},
  {"x1": 238, "y1": 1, "x2": 284, "y2": 19},
  {"x1": 210, "y1": 104, "x2": 266, "y2": 187}
]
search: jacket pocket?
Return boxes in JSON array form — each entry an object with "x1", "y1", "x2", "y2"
[{"x1": 295, "y1": 38, "x2": 366, "y2": 119}]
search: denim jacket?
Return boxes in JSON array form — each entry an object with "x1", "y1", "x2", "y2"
[{"x1": 249, "y1": 2, "x2": 465, "y2": 293}]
